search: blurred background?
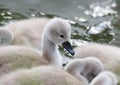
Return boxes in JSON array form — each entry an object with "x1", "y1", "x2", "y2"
[{"x1": 0, "y1": 0, "x2": 120, "y2": 52}]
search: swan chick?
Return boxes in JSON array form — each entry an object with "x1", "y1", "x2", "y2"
[
  {"x1": 0, "y1": 66, "x2": 88, "y2": 85},
  {"x1": 41, "y1": 17, "x2": 75, "y2": 55},
  {"x1": 0, "y1": 17, "x2": 74, "y2": 76},
  {"x1": 74, "y1": 43, "x2": 120, "y2": 83},
  {"x1": 90, "y1": 71, "x2": 118, "y2": 85},
  {"x1": 0, "y1": 27, "x2": 14, "y2": 45},
  {"x1": 0, "y1": 17, "x2": 49, "y2": 49},
  {"x1": 41, "y1": 17, "x2": 75, "y2": 66},
  {"x1": 64, "y1": 57, "x2": 104, "y2": 83}
]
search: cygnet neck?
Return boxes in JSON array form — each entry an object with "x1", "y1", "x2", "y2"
[
  {"x1": 41, "y1": 32, "x2": 62, "y2": 67},
  {"x1": 64, "y1": 59, "x2": 88, "y2": 83}
]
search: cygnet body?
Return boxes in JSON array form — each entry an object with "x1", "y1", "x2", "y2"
[
  {"x1": 0, "y1": 17, "x2": 49, "y2": 49},
  {"x1": 0, "y1": 66, "x2": 88, "y2": 85}
]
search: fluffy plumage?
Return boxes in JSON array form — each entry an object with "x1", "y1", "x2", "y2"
[
  {"x1": 0, "y1": 17, "x2": 49, "y2": 49},
  {"x1": 0, "y1": 46, "x2": 48, "y2": 76},
  {"x1": 0, "y1": 18, "x2": 74, "y2": 76},
  {"x1": 0, "y1": 66, "x2": 88, "y2": 85},
  {"x1": 64, "y1": 57, "x2": 104, "y2": 83},
  {"x1": 90, "y1": 71, "x2": 118, "y2": 85},
  {"x1": 74, "y1": 43, "x2": 120, "y2": 83}
]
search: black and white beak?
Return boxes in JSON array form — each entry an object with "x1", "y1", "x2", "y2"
[{"x1": 62, "y1": 41, "x2": 75, "y2": 55}]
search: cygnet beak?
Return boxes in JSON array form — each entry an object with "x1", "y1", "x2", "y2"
[{"x1": 62, "y1": 41, "x2": 75, "y2": 55}]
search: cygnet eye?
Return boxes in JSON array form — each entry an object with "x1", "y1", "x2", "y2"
[
  {"x1": 81, "y1": 72, "x2": 84, "y2": 76},
  {"x1": 0, "y1": 38, "x2": 5, "y2": 44},
  {"x1": 60, "y1": 35, "x2": 64, "y2": 38}
]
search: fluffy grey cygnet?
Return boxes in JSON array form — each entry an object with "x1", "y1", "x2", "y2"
[
  {"x1": 74, "y1": 43, "x2": 120, "y2": 83},
  {"x1": 64, "y1": 57, "x2": 104, "y2": 83}
]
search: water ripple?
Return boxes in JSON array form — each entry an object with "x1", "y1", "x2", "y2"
[{"x1": 84, "y1": 1, "x2": 117, "y2": 18}]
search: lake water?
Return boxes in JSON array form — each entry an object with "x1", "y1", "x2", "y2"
[{"x1": 0, "y1": 0, "x2": 120, "y2": 54}]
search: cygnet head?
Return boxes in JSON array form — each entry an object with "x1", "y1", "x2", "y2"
[
  {"x1": 64, "y1": 57, "x2": 104, "y2": 82},
  {"x1": 0, "y1": 27, "x2": 14, "y2": 45},
  {"x1": 83, "y1": 57, "x2": 104, "y2": 82},
  {"x1": 90, "y1": 71, "x2": 118, "y2": 85},
  {"x1": 42, "y1": 17, "x2": 75, "y2": 55}
]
